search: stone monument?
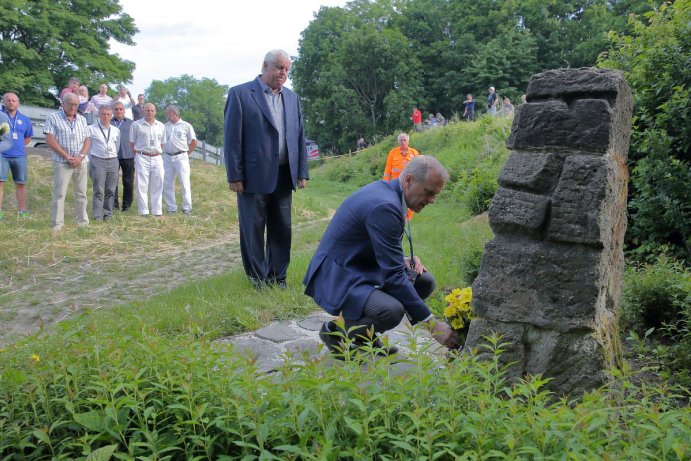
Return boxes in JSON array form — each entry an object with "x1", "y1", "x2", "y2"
[{"x1": 466, "y1": 68, "x2": 633, "y2": 395}]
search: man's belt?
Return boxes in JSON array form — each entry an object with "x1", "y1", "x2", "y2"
[
  {"x1": 136, "y1": 151, "x2": 160, "y2": 157},
  {"x1": 165, "y1": 150, "x2": 187, "y2": 156}
]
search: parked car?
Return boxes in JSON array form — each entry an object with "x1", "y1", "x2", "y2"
[
  {"x1": 3, "y1": 104, "x2": 54, "y2": 147},
  {"x1": 306, "y1": 139, "x2": 320, "y2": 161}
]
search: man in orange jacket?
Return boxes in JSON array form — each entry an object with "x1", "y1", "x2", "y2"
[
  {"x1": 383, "y1": 132, "x2": 419, "y2": 220},
  {"x1": 383, "y1": 133, "x2": 419, "y2": 181}
]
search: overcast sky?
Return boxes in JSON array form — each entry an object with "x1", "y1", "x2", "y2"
[{"x1": 109, "y1": 0, "x2": 348, "y2": 96}]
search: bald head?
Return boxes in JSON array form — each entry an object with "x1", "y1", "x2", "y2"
[
  {"x1": 143, "y1": 103, "x2": 157, "y2": 122},
  {"x1": 2, "y1": 93, "x2": 19, "y2": 115}
]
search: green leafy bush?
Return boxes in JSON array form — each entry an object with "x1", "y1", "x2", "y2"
[
  {"x1": 627, "y1": 149, "x2": 690, "y2": 262},
  {"x1": 621, "y1": 253, "x2": 690, "y2": 332},
  {"x1": 622, "y1": 253, "x2": 691, "y2": 387},
  {"x1": 1, "y1": 329, "x2": 689, "y2": 459},
  {"x1": 452, "y1": 167, "x2": 499, "y2": 216},
  {"x1": 600, "y1": 1, "x2": 691, "y2": 262}
]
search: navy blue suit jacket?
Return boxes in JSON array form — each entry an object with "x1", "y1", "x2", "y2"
[
  {"x1": 303, "y1": 179, "x2": 432, "y2": 324},
  {"x1": 223, "y1": 77, "x2": 309, "y2": 193}
]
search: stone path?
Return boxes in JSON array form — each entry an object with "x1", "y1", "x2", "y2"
[{"x1": 216, "y1": 310, "x2": 447, "y2": 372}]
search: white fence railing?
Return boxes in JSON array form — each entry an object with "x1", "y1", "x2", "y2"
[{"x1": 17, "y1": 105, "x2": 224, "y2": 166}]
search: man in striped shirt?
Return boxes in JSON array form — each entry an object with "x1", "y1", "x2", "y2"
[
  {"x1": 44, "y1": 93, "x2": 91, "y2": 230},
  {"x1": 90, "y1": 83, "x2": 113, "y2": 111}
]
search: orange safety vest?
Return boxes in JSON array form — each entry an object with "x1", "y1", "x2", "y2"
[{"x1": 383, "y1": 146, "x2": 420, "y2": 220}]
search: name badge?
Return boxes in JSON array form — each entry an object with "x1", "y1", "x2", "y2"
[
  {"x1": 149, "y1": 139, "x2": 156, "y2": 146},
  {"x1": 12, "y1": 133, "x2": 18, "y2": 140},
  {"x1": 106, "y1": 146, "x2": 114, "y2": 155}
]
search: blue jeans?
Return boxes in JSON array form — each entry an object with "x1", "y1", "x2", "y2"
[{"x1": 0, "y1": 156, "x2": 28, "y2": 184}]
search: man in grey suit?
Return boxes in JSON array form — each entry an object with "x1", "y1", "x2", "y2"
[{"x1": 224, "y1": 49, "x2": 309, "y2": 289}]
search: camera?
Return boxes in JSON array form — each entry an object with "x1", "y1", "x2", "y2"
[{"x1": 406, "y1": 268, "x2": 419, "y2": 283}]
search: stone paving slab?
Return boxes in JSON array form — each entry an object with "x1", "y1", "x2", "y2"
[{"x1": 217, "y1": 310, "x2": 448, "y2": 374}]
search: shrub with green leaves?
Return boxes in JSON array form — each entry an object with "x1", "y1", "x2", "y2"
[
  {"x1": 622, "y1": 253, "x2": 690, "y2": 332},
  {"x1": 452, "y1": 167, "x2": 499, "y2": 216},
  {"x1": 622, "y1": 253, "x2": 691, "y2": 388},
  {"x1": 599, "y1": 1, "x2": 691, "y2": 262},
  {"x1": 1, "y1": 330, "x2": 689, "y2": 459}
]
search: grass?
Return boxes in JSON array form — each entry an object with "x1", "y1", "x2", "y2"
[{"x1": 0, "y1": 118, "x2": 689, "y2": 459}]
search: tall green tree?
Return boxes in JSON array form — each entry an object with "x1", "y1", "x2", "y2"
[
  {"x1": 294, "y1": 4, "x2": 423, "y2": 153},
  {"x1": 599, "y1": 0, "x2": 690, "y2": 261},
  {"x1": 0, "y1": 0, "x2": 137, "y2": 106},
  {"x1": 295, "y1": 0, "x2": 655, "y2": 152},
  {"x1": 146, "y1": 75, "x2": 228, "y2": 146}
]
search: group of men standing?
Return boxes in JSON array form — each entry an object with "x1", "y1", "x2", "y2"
[{"x1": 2, "y1": 86, "x2": 198, "y2": 230}]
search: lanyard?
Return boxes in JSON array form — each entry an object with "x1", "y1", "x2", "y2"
[
  {"x1": 404, "y1": 218, "x2": 415, "y2": 262},
  {"x1": 400, "y1": 187, "x2": 414, "y2": 261},
  {"x1": 98, "y1": 122, "x2": 111, "y2": 144},
  {"x1": 5, "y1": 112, "x2": 16, "y2": 133}
]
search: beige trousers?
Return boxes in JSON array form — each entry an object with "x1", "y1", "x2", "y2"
[{"x1": 51, "y1": 160, "x2": 89, "y2": 229}]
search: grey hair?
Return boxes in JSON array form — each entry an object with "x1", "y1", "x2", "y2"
[
  {"x1": 263, "y1": 49, "x2": 291, "y2": 69},
  {"x1": 98, "y1": 104, "x2": 113, "y2": 113},
  {"x1": 397, "y1": 132, "x2": 409, "y2": 142},
  {"x1": 401, "y1": 155, "x2": 449, "y2": 183},
  {"x1": 165, "y1": 105, "x2": 180, "y2": 116},
  {"x1": 62, "y1": 92, "x2": 79, "y2": 105}
]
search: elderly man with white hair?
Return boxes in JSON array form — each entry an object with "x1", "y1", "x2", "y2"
[
  {"x1": 44, "y1": 93, "x2": 91, "y2": 230},
  {"x1": 163, "y1": 105, "x2": 197, "y2": 215},
  {"x1": 129, "y1": 103, "x2": 165, "y2": 217}
]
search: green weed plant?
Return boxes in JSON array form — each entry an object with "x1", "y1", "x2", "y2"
[{"x1": 1, "y1": 330, "x2": 689, "y2": 459}]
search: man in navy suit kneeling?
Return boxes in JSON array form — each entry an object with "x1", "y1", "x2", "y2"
[{"x1": 304, "y1": 156, "x2": 460, "y2": 358}]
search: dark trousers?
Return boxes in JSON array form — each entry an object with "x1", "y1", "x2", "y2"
[
  {"x1": 344, "y1": 271, "x2": 436, "y2": 337},
  {"x1": 114, "y1": 158, "x2": 135, "y2": 210},
  {"x1": 237, "y1": 165, "x2": 293, "y2": 284}
]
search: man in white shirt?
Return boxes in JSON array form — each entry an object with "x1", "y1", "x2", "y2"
[
  {"x1": 88, "y1": 105, "x2": 120, "y2": 221},
  {"x1": 129, "y1": 103, "x2": 165, "y2": 216},
  {"x1": 43, "y1": 93, "x2": 91, "y2": 230},
  {"x1": 163, "y1": 105, "x2": 197, "y2": 215}
]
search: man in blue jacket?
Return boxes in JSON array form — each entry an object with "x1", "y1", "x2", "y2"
[
  {"x1": 224, "y1": 50, "x2": 309, "y2": 289},
  {"x1": 304, "y1": 156, "x2": 460, "y2": 358}
]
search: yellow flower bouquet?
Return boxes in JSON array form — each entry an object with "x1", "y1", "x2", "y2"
[
  {"x1": 443, "y1": 287, "x2": 475, "y2": 341},
  {"x1": 0, "y1": 122, "x2": 9, "y2": 136}
]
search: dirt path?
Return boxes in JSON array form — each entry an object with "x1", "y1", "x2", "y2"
[
  {"x1": 0, "y1": 233, "x2": 242, "y2": 345},
  {"x1": 0, "y1": 147, "x2": 332, "y2": 346}
]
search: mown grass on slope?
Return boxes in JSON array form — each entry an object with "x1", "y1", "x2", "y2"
[
  {"x1": 52, "y1": 118, "x2": 507, "y2": 340},
  {"x1": 1, "y1": 118, "x2": 689, "y2": 460}
]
